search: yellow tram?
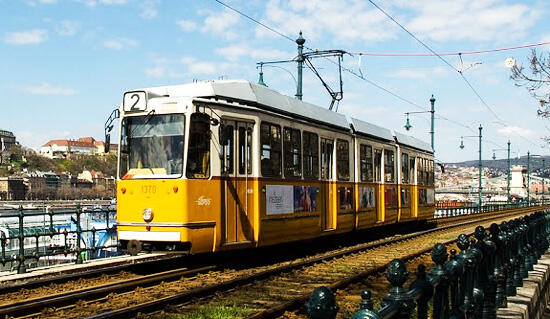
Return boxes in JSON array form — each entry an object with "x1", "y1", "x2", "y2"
[{"x1": 111, "y1": 80, "x2": 435, "y2": 255}]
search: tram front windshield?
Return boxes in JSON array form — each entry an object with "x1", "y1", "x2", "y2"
[{"x1": 119, "y1": 114, "x2": 185, "y2": 179}]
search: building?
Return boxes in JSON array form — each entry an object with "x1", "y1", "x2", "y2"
[
  {"x1": 40, "y1": 137, "x2": 106, "y2": 158},
  {"x1": 510, "y1": 165, "x2": 527, "y2": 198},
  {"x1": 0, "y1": 130, "x2": 16, "y2": 151},
  {"x1": 0, "y1": 177, "x2": 26, "y2": 200}
]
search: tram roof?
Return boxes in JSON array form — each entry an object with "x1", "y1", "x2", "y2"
[
  {"x1": 350, "y1": 118, "x2": 394, "y2": 141},
  {"x1": 144, "y1": 80, "x2": 351, "y2": 131},
  {"x1": 393, "y1": 131, "x2": 433, "y2": 153}
]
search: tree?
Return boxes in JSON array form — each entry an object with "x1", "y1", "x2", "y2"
[{"x1": 510, "y1": 49, "x2": 550, "y2": 116}]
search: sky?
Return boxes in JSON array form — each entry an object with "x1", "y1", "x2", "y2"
[{"x1": 1, "y1": 0, "x2": 550, "y2": 163}]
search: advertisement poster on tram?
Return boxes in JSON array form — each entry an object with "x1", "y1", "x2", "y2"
[
  {"x1": 293, "y1": 186, "x2": 318, "y2": 212},
  {"x1": 359, "y1": 187, "x2": 375, "y2": 209},
  {"x1": 427, "y1": 189, "x2": 435, "y2": 204},
  {"x1": 266, "y1": 185, "x2": 293, "y2": 215}
]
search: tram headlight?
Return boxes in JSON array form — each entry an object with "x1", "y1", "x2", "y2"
[{"x1": 142, "y1": 208, "x2": 154, "y2": 222}]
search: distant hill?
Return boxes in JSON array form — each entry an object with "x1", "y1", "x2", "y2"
[{"x1": 445, "y1": 155, "x2": 550, "y2": 176}]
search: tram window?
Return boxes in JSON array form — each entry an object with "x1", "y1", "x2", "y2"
[
  {"x1": 283, "y1": 127, "x2": 302, "y2": 178},
  {"x1": 409, "y1": 157, "x2": 415, "y2": 184},
  {"x1": 384, "y1": 150, "x2": 395, "y2": 183},
  {"x1": 221, "y1": 125, "x2": 234, "y2": 174},
  {"x1": 336, "y1": 139, "x2": 350, "y2": 181},
  {"x1": 238, "y1": 127, "x2": 246, "y2": 174},
  {"x1": 237, "y1": 126, "x2": 252, "y2": 175},
  {"x1": 260, "y1": 123, "x2": 281, "y2": 177},
  {"x1": 186, "y1": 113, "x2": 210, "y2": 179},
  {"x1": 247, "y1": 128, "x2": 252, "y2": 175},
  {"x1": 401, "y1": 153, "x2": 409, "y2": 184},
  {"x1": 424, "y1": 159, "x2": 430, "y2": 186},
  {"x1": 429, "y1": 160, "x2": 434, "y2": 186},
  {"x1": 303, "y1": 131, "x2": 319, "y2": 179},
  {"x1": 417, "y1": 158, "x2": 423, "y2": 186},
  {"x1": 360, "y1": 144, "x2": 373, "y2": 182},
  {"x1": 321, "y1": 139, "x2": 333, "y2": 180},
  {"x1": 374, "y1": 149, "x2": 382, "y2": 182}
]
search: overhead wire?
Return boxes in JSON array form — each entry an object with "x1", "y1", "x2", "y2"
[
  {"x1": 348, "y1": 41, "x2": 550, "y2": 57},
  {"x1": 365, "y1": 0, "x2": 541, "y2": 148},
  {"x1": 212, "y1": 0, "x2": 538, "y2": 150}
]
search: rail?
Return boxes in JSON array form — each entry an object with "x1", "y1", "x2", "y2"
[
  {"x1": 0, "y1": 204, "x2": 118, "y2": 274},
  {"x1": 304, "y1": 211, "x2": 550, "y2": 319},
  {"x1": 435, "y1": 199, "x2": 550, "y2": 218}
]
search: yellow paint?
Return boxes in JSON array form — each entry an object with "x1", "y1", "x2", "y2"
[{"x1": 117, "y1": 177, "x2": 435, "y2": 254}]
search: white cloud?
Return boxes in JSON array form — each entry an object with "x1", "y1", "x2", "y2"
[
  {"x1": 140, "y1": 0, "x2": 158, "y2": 19},
  {"x1": 4, "y1": 29, "x2": 48, "y2": 45},
  {"x1": 56, "y1": 20, "x2": 80, "y2": 36},
  {"x1": 201, "y1": 9, "x2": 240, "y2": 40},
  {"x1": 215, "y1": 44, "x2": 290, "y2": 62},
  {"x1": 177, "y1": 19, "x2": 197, "y2": 32},
  {"x1": 497, "y1": 126, "x2": 535, "y2": 137},
  {"x1": 257, "y1": 0, "x2": 396, "y2": 43},
  {"x1": 76, "y1": 0, "x2": 127, "y2": 7},
  {"x1": 181, "y1": 57, "x2": 218, "y2": 75},
  {"x1": 24, "y1": 83, "x2": 77, "y2": 96},
  {"x1": 144, "y1": 57, "x2": 184, "y2": 78},
  {"x1": 100, "y1": 0, "x2": 127, "y2": 4},
  {"x1": 387, "y1": 66, "x2": 449, "y2": 79},
  {"x1": 403, "y1": 0, "x2": 540, "y2": 42},
  {"x1": 26, "y1": 0, "x2": 57, "y2": 5},
  {"x1": 16, "y1": 130, "x2": 73, "y2": 149},
  {"x1": 103, "y1": 37, "x2": 138, "y2": 50}
]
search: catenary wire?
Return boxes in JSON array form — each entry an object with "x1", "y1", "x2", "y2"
[
  {"x1": 212, "y1": 0, "x2": 539, "y2": 149},
  {"x1": 348, "y1": 41, "x2": 550, "y2": 57}
]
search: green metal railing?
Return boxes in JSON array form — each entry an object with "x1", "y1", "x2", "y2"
[
  {"x1": 305, "y1": 210, "x2": 550, "y2": 319},
  {"x1": 435, "y1": 200, "x2": 550, "y2": 218},
  {"x1": 0, "y1": 204, "x2": 118, "y2": 274}
]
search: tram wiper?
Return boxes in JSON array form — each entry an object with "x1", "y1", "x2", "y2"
[
  {"x1": 129, "y1": 109, "x2": 156, "y2": 138},
  {"x1": 143, "y1": 109, "x2": 156, "y2": 124}
]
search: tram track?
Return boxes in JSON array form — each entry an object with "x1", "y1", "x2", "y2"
[{"x1": 0, "y1": 206, "x2": 544, "y2": 318}]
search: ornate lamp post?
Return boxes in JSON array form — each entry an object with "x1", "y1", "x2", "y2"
[
  {"x1": 459, "y1": 125, "x2": 483, "y2": 211},
  {"x1": 492, "y1": 140, "x2": 511, "y2": 203},
  {"x1": 403, "y1": 95, "x2": 436, "y2": 152}
]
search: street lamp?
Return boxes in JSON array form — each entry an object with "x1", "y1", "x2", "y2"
[
  {"x1": 459, "y1": 124, "x2": 483, "y2": 211},
  {"x1": 492, "y1": 140, "x2": 511, "y2": 203},
  {"x1": 403, "y1": 95, "x2": 436, "y2": 152},
  {"x1": 527, "y1": 154, "x2": 547, "y2": 204}
]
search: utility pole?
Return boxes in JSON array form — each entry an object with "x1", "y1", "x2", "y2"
[
  {"x1": 507, "y1": 140, "x2": 511, "y2": 203},
  {"x1": 478, "y1": 125, "x2": 483, "y2": 211},
  {"x1": 527, "y1": 151, "x2": 530, "y2": 206},
  {"x1": 543, "y1": 158, "x2": 546, "y2": 202},
  {"x1": 430, "y1": 95, "x2": 435, "y2": 153},
  {"x1": 295, "y1": 32, "x2": 305, "y2": 100}
]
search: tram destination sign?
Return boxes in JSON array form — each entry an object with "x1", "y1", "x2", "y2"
[{"x1": 123, "y1": 91, "x2": 147, "y2": 112}]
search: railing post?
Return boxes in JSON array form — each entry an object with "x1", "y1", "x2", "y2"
[
  {"x1": 474, "y1": 226, "x2": 497, "y2": 319},
  {"x1": 305, "y1": 286, "x2": 338, "y2": 319},
  {"x1": 446, "y1": 249, "x2": 464, "y2": 318},
  {"x1": 410, "y1": 265, "x2": 432, "y2": 319},
  {"x1": 1, "y1": 231, "x2": 6, "y2": 268},
  {"x1": 17, "y1": 205, "x2": 26, "y2": 274},
  {"x1": 457, "y1": 234, "x2": 471, "y2": 311},
  {"x1": 76, "y1": 204, "x2": 83, "y2": 264},
  {"x1": 384, "y1": 259, "x2": 416, "y2": 319},
  {"x1": 468, "y1": 237, "x2": 484, "y2": 318},
  {"x1": 428, "y1": 243, "x2": 450, "y2": 319},
  {"x1": 491, "y1": 223, "x2": 507, "y2": 308},
  {"x1": 526, "y1": 216, "x2": 537, "y2": 268},
  {"x1": 511, "y1": 220, "x2": 524, "y2": 288},
  {"x1": 359, "y1": 290, "x2": 374, "y2": 311}
]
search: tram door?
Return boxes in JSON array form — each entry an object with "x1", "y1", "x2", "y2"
[
  {"x1": 221, "y1": 120, "x2": 254, "y2": 244},
  {"x1": 320, "y1": 138, "x2": 334, "y2": 230}
]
